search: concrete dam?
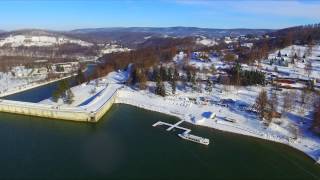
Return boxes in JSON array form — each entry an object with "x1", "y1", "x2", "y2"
[{"x1": 0, "y1": 85, "x2": 119, "y2": 122}]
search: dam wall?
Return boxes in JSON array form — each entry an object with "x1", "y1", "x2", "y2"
[{"x1": 0, "y1": 87, "x2": 119, "y2": 122}]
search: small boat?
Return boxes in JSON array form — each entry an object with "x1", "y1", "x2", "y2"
[{"x1": 178, "y1": 133, "x2": 210, "y2": 145}]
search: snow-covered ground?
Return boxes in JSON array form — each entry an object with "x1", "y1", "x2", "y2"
[
  {"x1": 173, "y1": 51, "x2": 229, "y2": 71},
  {"x1": 263, "y1": 45, "x2": 320, "y2": 80}
]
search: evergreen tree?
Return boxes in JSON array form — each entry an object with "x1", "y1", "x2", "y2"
[
  {"x1": 76, "y1": 68, "x2": 86, "y2": 85},
  {"x1": 173, "y1": 68, "x2": 179, "y2": 81},
  {"x1": 186, "y1": 69, "x2": 192, "y2": 82},
  {"x1": 205, "y1": 77, "x2": 213, "y2": 92},
  {"x1": 155, "y1": 74, "x2": 166, "y2": 97},
  {"x1": 152, "y1": 67, "x2": 159, "y2": 81},
  {"x1": 130, "y1": 67, "x2": 138, "y2": 85},
  {"x1": 169, "y1": 68, "x2": 177, "y2": 95},
  {"x1": 52, "y1": 90, "x2": 60, "y2": 102},
  {"x1": 277, "y1": 51, "x2": 281, "y2": 57},
  {"x1": 191, "y1": 71, "x2": 197, "y2": 91},
  {"x1": 51, "y1": 79, "x2": 71, "y2": 103},
  {"x1": 168, "y1": 67, "x2": 173, "y2": 81},
  {"x1": 171, "y1": 79, "x2": 176, "y2": 94},
  {"x1": 65, "y1": 89, "x2": 74, "y2": 104},
  {"x1": 160, "y1": 65, "x2": 168, "y2": 81}
]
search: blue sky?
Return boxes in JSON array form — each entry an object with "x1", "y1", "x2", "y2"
[{"x1": 0, "y1": 0, "x2": 319, "y2": 30}]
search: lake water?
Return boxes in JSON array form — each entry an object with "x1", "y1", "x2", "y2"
[{"x1": 0, "y1": 104, "x2": 319, "y2": 179}]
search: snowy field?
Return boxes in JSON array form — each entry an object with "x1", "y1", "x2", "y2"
[{"x1": 263, "y1": 45, "x2": 320, "y2": 80}]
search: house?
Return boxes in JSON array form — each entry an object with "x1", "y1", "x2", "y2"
[
  {"x1": 32, "y1": 67, "x2": 48, "y2": 76},
  {"x1": 241, "y1": 43, "x2": 253, "y2": 48},
  {"x1": 52, "y1": 62, "x2": 79, "y2": 73},
  {"x1": 192, "y1": 52, "x2": 210, "y2": 62}
]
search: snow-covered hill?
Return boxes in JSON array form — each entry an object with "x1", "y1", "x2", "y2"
[{"x1": 0, "y1": 35, "x2": 93, "y2": 47}]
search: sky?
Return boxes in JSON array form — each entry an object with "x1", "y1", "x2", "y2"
[{"x1": 0, "y1": 0, "x2": 319, "y2": 30}]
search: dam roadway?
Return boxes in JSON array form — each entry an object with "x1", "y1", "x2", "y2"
[{"x1": 0, "y1": 84, "x2": 121, "y2": 122}]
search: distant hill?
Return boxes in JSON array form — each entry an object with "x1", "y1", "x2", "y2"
[
  {"x1": 267, "y1": 23, "x2": 320, "y2": 44},
  {"x1": 0, "y1": 27, "x2": 275, "y2": 59},
  {"x1": 0, "y1": 29, "x2": 96, "y2": 59},
  {"x1": 0, "y1": 27, "x2": 274, "y2": 43},
  {"x1": 0, "y1": 29, "x2": 66, "y2": 38},
  {"x1": 69, "y1": 27, "x2": 274, "y2": 47},
  {"x1": 68, "y1": 30, "x2": 156, "y2": 46},
  {"x1": 71, "y1": 27, "x2": 273, "y2": 38}
]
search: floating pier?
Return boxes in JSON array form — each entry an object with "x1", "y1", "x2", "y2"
[{"x1": 152, "y1": 120, "x2": 210, "y2": 145}]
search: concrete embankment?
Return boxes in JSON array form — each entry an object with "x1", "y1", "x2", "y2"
[{"x1": 0, "y1": 86, "x2": 119, "y2": 122}]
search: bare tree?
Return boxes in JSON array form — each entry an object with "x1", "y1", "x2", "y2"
[
  {"x1": 288, "y1": 123, "x2": 300, "y2": 140},
  {"x1": 269, "y1": 89, "x2": 279, "y2": 113},
  {"x1": 223, "y1": 53, "x2": 236, "y2": 63},
  {"x1": 296, "y1": 48, "x2": 302, "y2": 61},
  {"x1": 312, "y1": 97, "x2": 320, "y2": 134},
  {"x1": 306, "y1": 44, "x2": 313, "y2": 57},
  {"x1": 298, "y1": 89, "x2": 311, "y2": 116},
  {"x1": 282, "y1": 91, "x2": 294, "y2": 114},
  {"x1": 290, "y1": 46, "x2": 296, "y2": 64},
  {"x1": 220, "y1": 75, "x2": 230, "y2": 93},
  {"x1": 304, "y1": 60, "x2": 312, "y2": 77},
  {"x1": 255, "y1": 89, "x2": 268, "y2": 120}
]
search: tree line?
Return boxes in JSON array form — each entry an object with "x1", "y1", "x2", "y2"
[{"x1": 227, "y1": 62, "x2": 265, "y2": 86}]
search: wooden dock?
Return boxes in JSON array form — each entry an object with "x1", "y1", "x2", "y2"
[
  {"x1": 152, "y1": 120, "x2": 191, "y2": 134},
  {"x1": 152, "y1": 120, "x2": 210, "y2": 145}
]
